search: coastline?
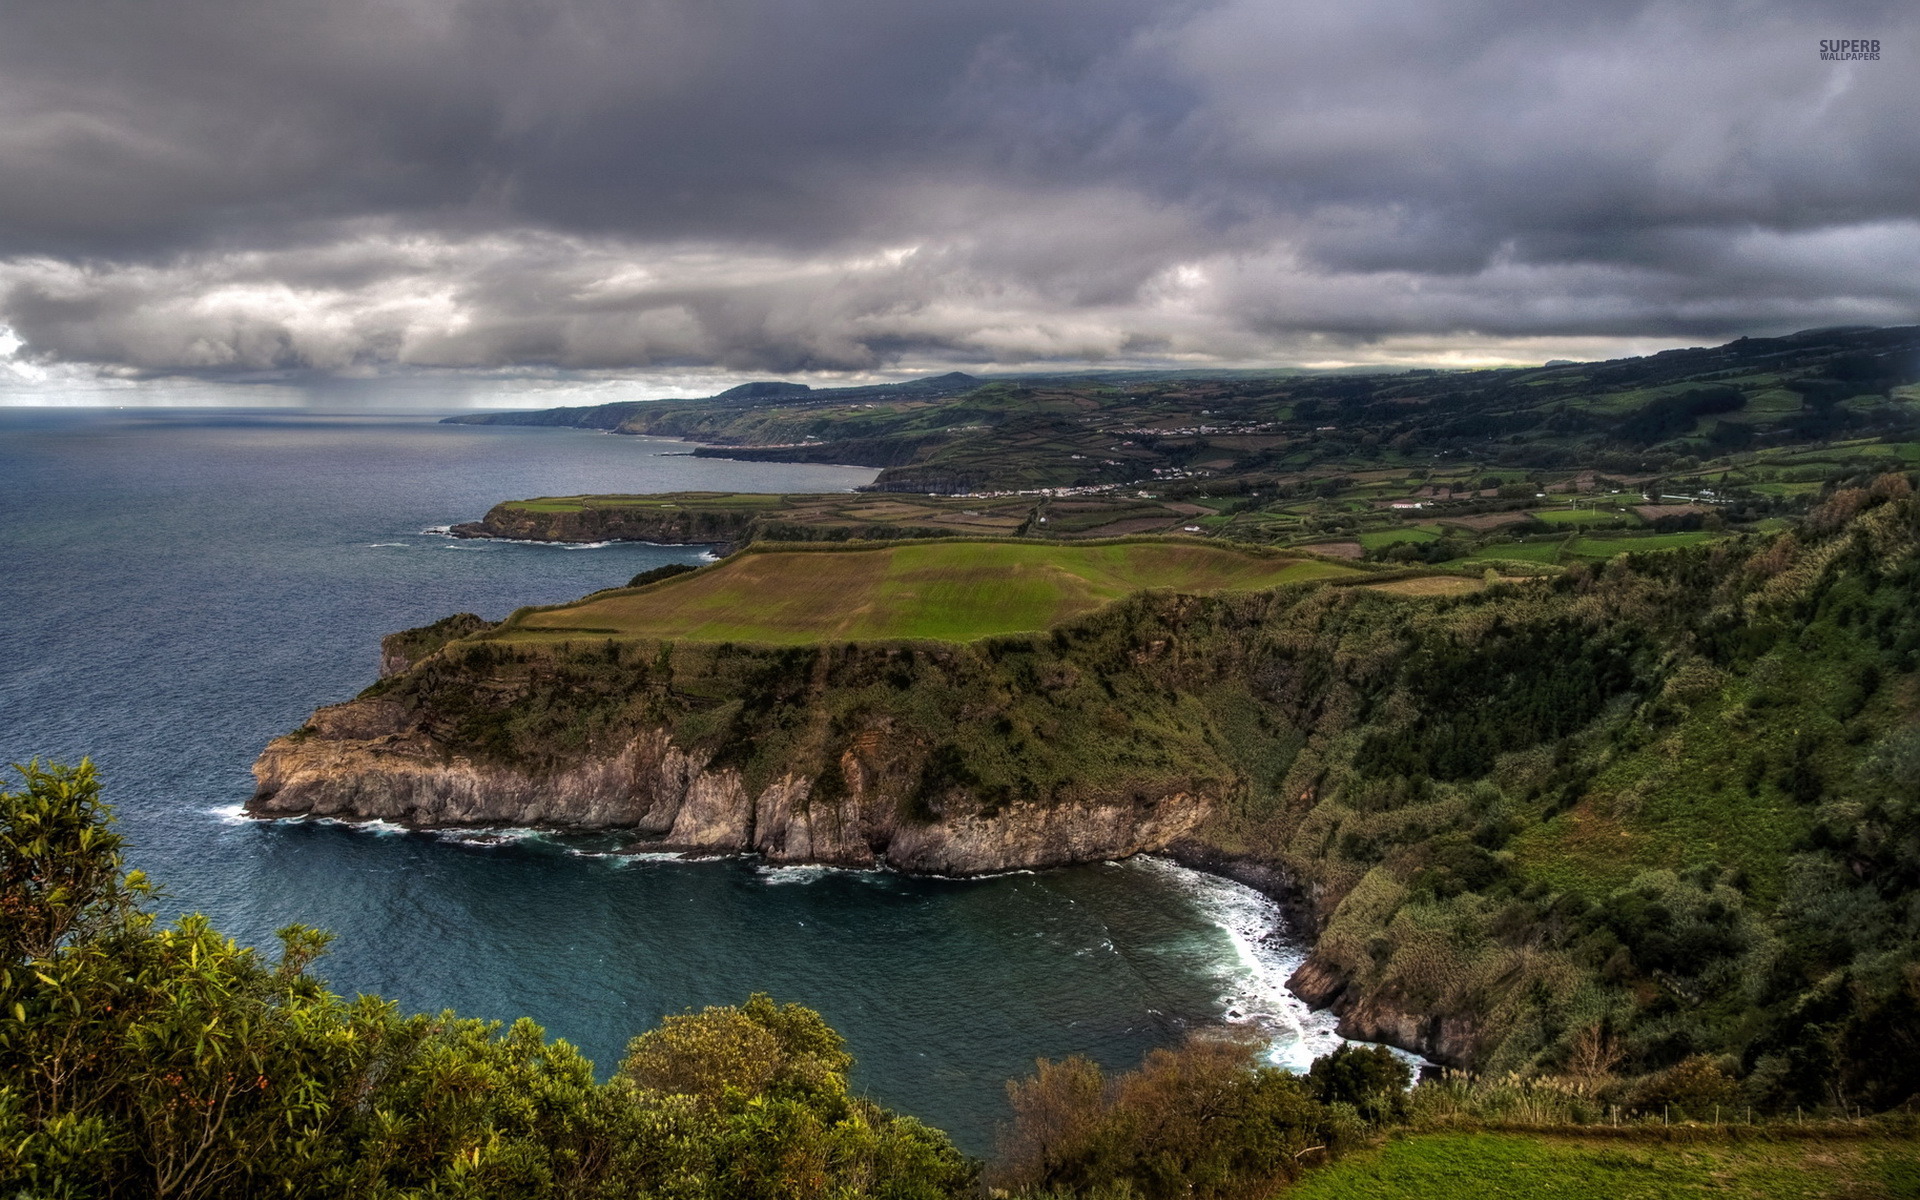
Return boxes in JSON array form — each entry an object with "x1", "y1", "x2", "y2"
[
  {"x1": 232, "y1": 799, "x2": 1380, "y2": 1072},
  {"x1": 233, "y1": 794, "x2": 1446, "y2": 1070}
]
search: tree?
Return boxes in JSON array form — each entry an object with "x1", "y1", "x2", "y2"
[{"x1": 1306, "y1": 1043, "x2": 1412, "y2": 1123}]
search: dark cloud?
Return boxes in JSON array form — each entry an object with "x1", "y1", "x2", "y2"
[{"x1": 0, "y1": 0, "x2": 1915, "y2": 379}]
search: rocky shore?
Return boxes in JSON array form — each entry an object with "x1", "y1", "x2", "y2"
[
  {"x1": 250, "y1": 689, "x2": 1470, "y2": 1067},
  {"x1": 250, "y1": 703, "x2": 1213, "y2": 876}
]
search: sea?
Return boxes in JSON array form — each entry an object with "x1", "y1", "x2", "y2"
[{"x1": 0, "y1": 406, "x2": 1344, "y2": 1153}]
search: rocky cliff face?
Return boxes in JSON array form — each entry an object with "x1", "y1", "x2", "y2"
[
  {"x1": 249, "y1": 699, "x2": 1211, "y2": 876},
  {"x1": 1285, "y1": 955, "x2": 1477, "y2": 1068},
  {"x1": 451, "y1": 503, "x2": 752, "y2": 544}
]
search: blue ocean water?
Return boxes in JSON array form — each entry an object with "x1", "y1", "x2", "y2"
[{"x1": 0, "y1": 407, "x2": 1339, "y2": 1154}]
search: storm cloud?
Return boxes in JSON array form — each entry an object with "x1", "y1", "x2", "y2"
[{"x1": 1, "y1": 0, "x2": 1915, "y2": 379}]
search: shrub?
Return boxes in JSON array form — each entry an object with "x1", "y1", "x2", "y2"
[
  {"x1": 1308, "y1": 1043, "x2": 1412, "y2": 1122},
  {"x1": 0, "y1": 763, "x2": 974, "y2": 1200},
  {"x1": 993, "y1": 1038, "x2": 1357, "y2": 1200}
]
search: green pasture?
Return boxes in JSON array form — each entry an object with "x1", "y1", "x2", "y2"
[
  {"x1": 1860, "y1": 441, "x2": 1920, "y2": 464},
  {"x1": 1531, "y1": 507, "x2": 1638, "y2": 527},
  {"x1": 1357, "y1": 528, "x2": 1440, "y2": 549},
  {"x1": 1568, "y1": 531, "x2": 1714, "y2": 557},
  {"x1": 1290, "y1": 1132, "x2": 1919, "y2": 1200},
  {"x1": 1469, "y1": 541, "x2": 1565, "y2": 564},
  {"x1": 504, "y1": 539, "x2": 1362, "y2": 645}
]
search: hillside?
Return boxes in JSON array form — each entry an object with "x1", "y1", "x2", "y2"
[
  {"x1": 442, "y1": 327, "x2": 1920, "y2": 569},
  {"x1": 253, "y1": 478, "x2": 1920, "y2": 1111},
  {"x1": 26, "y1": 761, "x2": 1909, "y2": 1196},
  {"x1": 446, "y1": 326, "x2": 1920, "y2": 497}
]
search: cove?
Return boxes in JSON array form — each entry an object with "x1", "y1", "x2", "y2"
[{"x1": 0, "y1": 406, "x2": 1336, "y2": 1153}]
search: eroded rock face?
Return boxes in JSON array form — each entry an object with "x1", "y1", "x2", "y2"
[
  {"x1": 450, "y1": 503, "x2": 753, "y2": 544},
  {"x1": 1286, "y1": 954, "x2": 1476, "y2": 1067},
  {"x1": 249, "y1": 709, "x2": 1213, "y2": 876}
]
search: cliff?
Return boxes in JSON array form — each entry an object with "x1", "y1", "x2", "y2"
[
  {"x1": 253, "y1": 710, "x2": 1207, "y2": 875},
  {"x1": 247, "y1": 489, "x2": 1920, "y2": 1087},
  {"x1": 448, "y1": 495, "x2": 972, "y2": 546},
  {"x1": 451, "y1": 501, "x2": 757, "y2": 544}
]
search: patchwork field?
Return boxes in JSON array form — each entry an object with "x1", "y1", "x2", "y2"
[{"x1": 503, "y1": 539, "x2": 1363, "y2": 644}]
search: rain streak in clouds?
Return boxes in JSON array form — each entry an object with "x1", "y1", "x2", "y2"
[{"x1": 1, "y1": 0, "x2": 1916, "y2": 385}]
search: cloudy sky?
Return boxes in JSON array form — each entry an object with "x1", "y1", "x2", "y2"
[{"x1": 1, "y1": 0, "x2": 1914, "y2": 394}]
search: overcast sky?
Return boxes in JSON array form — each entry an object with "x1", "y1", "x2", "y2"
[{"x1": 1, "y1": 0, "x2": 1914, "y2": 394}]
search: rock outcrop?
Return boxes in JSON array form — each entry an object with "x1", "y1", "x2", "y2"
[
  {"x1": 249, "y1": 705, "x2": 1211, "y2": 876},
  {"x1": 1284, "y1": 955, "x2": 1477, "y2": 1067},
  {"x1": 450, "y1": 503, "x2": 754, "y2": 544}
]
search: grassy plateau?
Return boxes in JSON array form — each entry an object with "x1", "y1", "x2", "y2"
[{"x1": 507, "y1": 538, "x2": 1362, "y2": 644}]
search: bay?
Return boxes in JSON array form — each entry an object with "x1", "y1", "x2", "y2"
[{"x1": 0, "y1": 407, "x2": 1340, "y2": 1153}]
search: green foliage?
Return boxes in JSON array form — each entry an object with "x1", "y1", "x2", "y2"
[
  {"x1": 0, "y1": 764, "x2": 973, "y2": 1200},
  {"x1": 992, "y1": 1038, "x2": 1362, "y2": 1200},
  {"x1": 1308, "y1": 1044, "x2": 1413, "y2": 1122},
  {"x1": 626, "y1": 561, "x2": 699, "y2": 589},
  {"x1": 0, "y1": 760, "x2": 145, "y2": 963}
]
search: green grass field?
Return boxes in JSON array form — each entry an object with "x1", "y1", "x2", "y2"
[
  {"x1": 1357, "y1": 528, "x2": 1440, "y2": 549},
  {"x1": 1469, "y1": 541, "x2": 1565, "y2": 563},
  {"x1": 1568, "y1": 531, "x2": 1714, "y2": 557},
  {"x1": 1532, "y1": 507, "x2": 1639, "y2": 527},
  {"x1": 505, "y1": 540, "x2": 1361, "y2": 645},
  {"x1": 1290, "y1": 1132, "x2": 1920, "y2": 1200}
]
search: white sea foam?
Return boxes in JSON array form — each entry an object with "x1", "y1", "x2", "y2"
[
  {"x1": 207, "y1": 806, "x2": 407, "y2": 836},
  {"x1": 366, "y1": 542, "x2": 409, "y2": 548},
  {"x1": 758, "y1": 864, "x2": 841, "y2": 885},
  {"x1": 558, "y1": 541, "x2": 614, "y2": 550},
  {"x1": 566, "y1": 848, "x2": 691, "y2": 866},
  {"x1": 436, "y1": 827, "x2": 545, "y2": 848},
  {"x1": 1122, "y1": 856, "x2": 1365, "y2": 1072},
  {"x1": 421, "y1": 525, "x2": 453, "y2": 536},
  {"x1": 301, "y1": 815, "x2": 411, "y2": 836}
]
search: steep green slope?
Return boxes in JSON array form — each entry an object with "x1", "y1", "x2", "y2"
[{"x1": 352, "y1": 474, "x2": 1920, "y2": 1106}]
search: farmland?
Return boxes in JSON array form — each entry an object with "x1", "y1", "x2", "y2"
[{"x1": 502, "y1": 539, "x2": 1362, "y2": 645}]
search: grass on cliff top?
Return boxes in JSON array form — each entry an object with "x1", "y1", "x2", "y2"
[
  {"x1": 1289, "y1": 1131, "x2": 1920, "y2": 1200},
  {"x1": 502, "y1": 539, "x2": 1363, "y2": 645}
]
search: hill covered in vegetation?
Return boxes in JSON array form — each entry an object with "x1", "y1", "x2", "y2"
[
  {"x1": 446, "y1": 326, "x2": 1920, "y2": 571},
  {"x1": 254, "y1": 474, "x2": 1920, "y2": 1115},
  {"x1": 447, "y1": 325, "x2": 1920, "y2": 493}
]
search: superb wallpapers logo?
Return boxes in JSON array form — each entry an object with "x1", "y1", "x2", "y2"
[{"x1": 1819, "y1": 39, "x2": 1880, "y2": 60}]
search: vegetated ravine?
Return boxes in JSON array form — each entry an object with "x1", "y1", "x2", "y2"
[{"x1": 252, "y1": 482, "x2": 1920, "y2": 1106}]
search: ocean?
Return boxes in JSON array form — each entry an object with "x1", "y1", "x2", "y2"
[{"x1": 0, "y1": 406, "x2": 1341, "y2": 1153}]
